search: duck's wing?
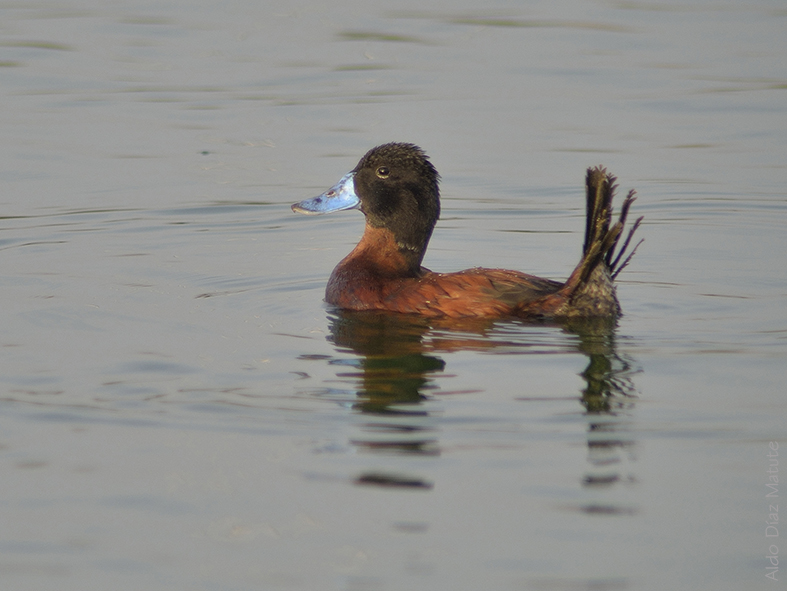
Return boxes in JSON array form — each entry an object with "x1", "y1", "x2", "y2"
[{"x1": 381, "y1": 269, "x2": 563, "y2": 318}]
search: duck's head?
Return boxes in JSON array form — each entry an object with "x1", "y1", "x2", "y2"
[{"x1": 292, "y1": 143, "x2": 441, "y2": 267}]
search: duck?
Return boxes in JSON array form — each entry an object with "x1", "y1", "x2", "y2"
[{"x1": 292, "y1": 143, "x2": 642, "y2": 319}]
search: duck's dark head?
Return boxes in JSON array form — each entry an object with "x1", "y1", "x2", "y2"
[{"x1": 293, "y1": 143, "x2": 441, "y2": 268}]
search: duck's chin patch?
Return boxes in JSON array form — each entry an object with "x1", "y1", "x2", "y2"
[{"x1": 292, "y1": 173, "x2": 360, "y2": 215}]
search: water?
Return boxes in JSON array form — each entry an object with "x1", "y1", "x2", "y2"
[{"x1": 1, "y1": 0, "x2": 786, "y2": 589}]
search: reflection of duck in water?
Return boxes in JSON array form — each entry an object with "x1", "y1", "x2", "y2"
[
  {"x1": 327, "y1": 311, "x2": 445, "y2": 419},
  {"x1": 327, "y1": 311, "x2": 636, "y2": 422},
  {"x1": 294, "y1": 143, "x2": 641, "y2": 318},
  {"x1": 318, "y1": 311, "x2": 638, "y2": 490}
]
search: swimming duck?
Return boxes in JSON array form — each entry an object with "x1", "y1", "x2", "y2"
[{"x1": 292, "y1": 143, "x2": 641, "y2": 319}]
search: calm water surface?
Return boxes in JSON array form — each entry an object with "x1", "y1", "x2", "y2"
[{"x1": 1, "y1": 1, "x2": 786, "y2": 589}]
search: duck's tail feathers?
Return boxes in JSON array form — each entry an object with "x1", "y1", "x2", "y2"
[
  {"x1": 556, "y1": 167, "x2": 642, "y2": 315},
  {"x1": 585, "y1": 166, "x2": 643, "y2": 280}
]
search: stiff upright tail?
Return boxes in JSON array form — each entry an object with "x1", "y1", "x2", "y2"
[
  {"x1": 583, "y1": 167, "x2": 642, "y2": 282},
  {"x1": 557, "y1": 167, "x2": 643, "y2": 316}
]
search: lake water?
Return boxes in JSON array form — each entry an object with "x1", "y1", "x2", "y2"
[{"x1": 1, "y1": 0, "x2": 786, "y2": 589}]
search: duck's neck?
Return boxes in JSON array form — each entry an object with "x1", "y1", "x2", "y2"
[{"x1": 343, "y1": 223, "x2": 426, "y2": 277}]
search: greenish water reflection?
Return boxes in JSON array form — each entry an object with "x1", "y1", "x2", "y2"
[
  {"x1": 329, "y1": 312, "x2": 446, "y2": 416},
  {"x1": 323, "y1": 310, "x2": 638, "y2": 490}
]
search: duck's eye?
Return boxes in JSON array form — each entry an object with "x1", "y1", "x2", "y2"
[{"x1": 376, "y1": 166, "x2": 390, "y2": 179}]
